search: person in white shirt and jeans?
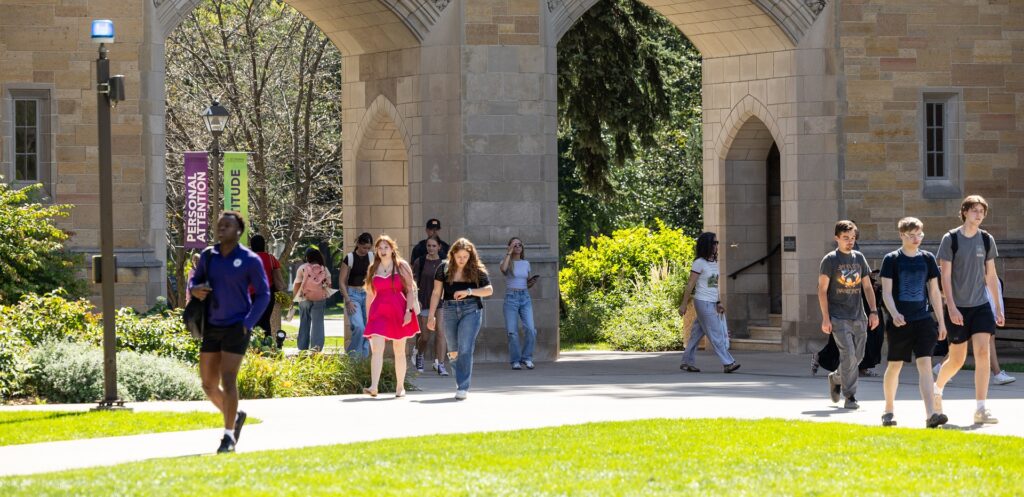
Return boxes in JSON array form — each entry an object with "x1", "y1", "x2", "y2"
[{"x1": 677, "y1": 232, "x2": 741, "y2": 374}]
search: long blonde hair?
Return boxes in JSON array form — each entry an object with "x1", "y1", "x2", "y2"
[
  {"x1": 364, "y1": 235, "x2": 413, "y2": 293},
  {"x1": 446, "y1": 238, "x2": 488, "y2": 284}
]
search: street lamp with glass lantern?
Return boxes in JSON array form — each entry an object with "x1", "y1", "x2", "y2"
[{"x1": 200, "y1": 100, "x2": 230, "y2": 236}]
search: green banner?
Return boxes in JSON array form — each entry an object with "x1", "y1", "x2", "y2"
[{"x1": 222, "y1": 152, "x2": 249, "y2": 222}]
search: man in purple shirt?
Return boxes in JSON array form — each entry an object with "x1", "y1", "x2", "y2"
[{"x1": 190, "y1": 211, "x2": 270, "y2": 454}]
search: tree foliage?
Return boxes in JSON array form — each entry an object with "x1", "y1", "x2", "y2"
[
  {"x1": 0, "y1": 183, "x2": 85, "y2": 304},
  {"x1": 164, "y1": 0, "x2": 342, "y2": 305},
  {"x1": 558, "y1": 0, "x2": 704, "y2": 257}
]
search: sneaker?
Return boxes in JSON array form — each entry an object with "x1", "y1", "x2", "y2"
[
  {"x1": 723, "y1": 362, "x2": 741, "y2": 374},
  {"x1": 511, "y1": 362, "x2": 522, "y2": 370},
  {"x1": 974, "y1": 408, "x2": 999, "y2": 424},
  {"x1": 454, "y1": 390, "x2": 468, "y2": 401},
  {"x1": 993, "y1": 370, "x2": 1016, "y2": 385},
  {"x1": 233, "y1": 411, "x2": 247, "y2": 442},
  {"x1": 828, "y1": 372, "x2": 841, "y2": 403},
  {"x1": 881, "y1": 412, "x2": 896, "y2": 427},
  {"x1": 844, "y1": 396, "x2": 860, "y2": 410},
  {"x1": 926, "y1": 412, "x2": 948, "y2": 428},
  {"x1": 415, "y1": 353, "x2": 425, "y2": 373},
  {"x1": 524, "y1": 360, "x2": 535, "y2": 370},
  {"x1": 217, "y1": 435, "x2": 235, "y2": 454},
  {"x1": 437, "y1": 362, "x2": 449, "y2": 376}
]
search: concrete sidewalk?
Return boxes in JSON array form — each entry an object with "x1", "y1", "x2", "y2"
[{"x1": 0, "y1": 350, "x2": 1020, "y2": 477}]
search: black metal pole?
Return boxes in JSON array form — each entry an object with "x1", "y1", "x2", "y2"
[{"x1": 95, "y1": 44, "x2": 123, "y2": 410}]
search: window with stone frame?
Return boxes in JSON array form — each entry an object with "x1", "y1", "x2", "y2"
[
  {"x1": 4, "y1": 88, "x2": 53, "y2": 196},
  {"x1": 920, "y1": 91, "x2": 961, "y2": 199}
]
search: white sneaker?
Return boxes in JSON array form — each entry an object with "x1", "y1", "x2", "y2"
[
  {"x1": 993, "y1": 370, "x2": 1016, "y2": 385},
  {"x1": 454, "y1": 390, "x2": 468, "y2": 401},
  {"x1": 974, "y1": 408, "x2": 999, "y2": 424}
]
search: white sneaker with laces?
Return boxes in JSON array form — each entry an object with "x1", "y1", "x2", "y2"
[
  {"x1": 974, "y1": 408, "x2": 998, "y2": 424},
  {"x1": 454, "y1": 390, "x2": 468, "y2": 400},
  {"x1": 993, "y1": 370, "x2": 1016, "y2": 385}
]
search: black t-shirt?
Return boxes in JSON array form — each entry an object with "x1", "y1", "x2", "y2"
[
  {"x1": 411, "y1": 238, "x2": 450, "y2": 265},
  {"x1": 434, "y1": 261, "x2": 490, "y2": 308},
  {"x1": 880, "y1": 249, "x2": 940, "y2": 323},
  {"x1": 343, "y1": 252, "x2": 370, "y2": 287}
]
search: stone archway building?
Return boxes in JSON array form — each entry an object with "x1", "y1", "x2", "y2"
[{"x1": 2, "y1": 0, "x2": 1023, "y2": 359}]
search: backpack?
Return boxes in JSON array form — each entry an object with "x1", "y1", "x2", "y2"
[
  {"x1": 948, "y1": 228, "x2": 992, "y2": 258},
  {"x1": 300, "y1": 264, "x2": 329, "y2": 301},
  {"x1": 345, "y1": 250, "x2": 374, "y2": 268}
]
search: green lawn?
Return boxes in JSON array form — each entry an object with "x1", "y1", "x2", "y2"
[
  {"x1": 561, "y1": 341, "x2": 616, "y2": 351},
  {"x1": 0, "y1": 411, "x2": 248, "y2": 447},
  {"x1": 2, "y1": 418, "x2": 1022, "y2": 496},
  {"x1": 280, "y1": 336, "x2": 345, "y2": 349}
]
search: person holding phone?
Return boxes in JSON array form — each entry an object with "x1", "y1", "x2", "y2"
[{"x1": 500, "y1": 237, "x2": 539, "y2": 370}]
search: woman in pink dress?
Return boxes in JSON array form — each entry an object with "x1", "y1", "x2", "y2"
[{"x1": 362, "y1": 235, "x2": 420, "y2": 398}]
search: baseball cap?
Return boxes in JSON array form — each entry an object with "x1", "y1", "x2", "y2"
[{"x1": 426, "y1": 218, "x2": 441, "y2": 229}]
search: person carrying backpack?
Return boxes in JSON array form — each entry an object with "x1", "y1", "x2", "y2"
[{"x1": 292, "y1": 247, "x2": 332, "y2": 351}]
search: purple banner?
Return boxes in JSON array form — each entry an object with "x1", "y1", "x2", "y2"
[{"x1": 183, "y1": 152, "x2": 210, "y2": 250}]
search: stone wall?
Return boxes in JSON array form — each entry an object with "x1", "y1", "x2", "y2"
[{"x1": 837, "y1": 0, "x2": 1024, "y2": 295}]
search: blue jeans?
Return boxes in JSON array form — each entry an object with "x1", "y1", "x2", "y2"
[
  {"x1": 345, "y1": 288, "x2": 369, "y2": 358},
  {"x1": 681, "y1": 300, "x2": 736, "y2": 366},
  {"x1": 298, "y1": 299, "x2": 326, "y2": 351},
  {"x1": 443, "y1": 300, "x2": 483, "y2": 392},
  {"x1": 503, "y1": 289, "x2": 536, "y2": 364}
]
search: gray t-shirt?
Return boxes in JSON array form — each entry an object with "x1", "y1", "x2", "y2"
[
  {"x1": 937, "y1": 228, "x2": 998, "y2": 308},
  {"x1": 819, "y1": 249, "x2": 871, "y2": 320}
]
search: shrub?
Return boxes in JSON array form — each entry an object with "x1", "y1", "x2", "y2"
[
  {"x1": 0, "y1": 182, "x2": 86, "y2": 304},
  {"x1": 559, "y1": 221, "x2": 694, "y2": 346},
  {"x1": 0, "y1": 291, "x2": 97, "y2": 346},
  {"x1": 105, "y1": 307, "x2": 199, "y2": 365},
  {"x1": 0, "y1": 326, "x2": 28, "y2": 400},
  {"x1": 25, "y1": 341, "x2": 203, "y2": 403},
  {"x1": 238, "y1": 353, "x2": 408, "y2": 399},
  {"x1": 598, "y1": 265, "x2": 687, "y2": 351}
]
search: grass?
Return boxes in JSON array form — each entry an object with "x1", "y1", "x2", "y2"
[
  {"x1": 0, "y1": 411, "x2": 252, "y2": 447},
  {"x1": 561, "y1": 341, "x2": 616, "y2": 351},
  {"x1": 963, "y1": 362, "x2": 1024, "y2": 372},
  {"x1": 2, "y1": 418, "x2": 1022, "y2": 496},
  {"x1": 280, "y1": 336, "x2": 345, "y2": 349}
]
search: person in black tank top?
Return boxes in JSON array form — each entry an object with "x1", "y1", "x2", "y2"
[{"x1": 339, "y1": 232, "x2": 373, "y2": 358}]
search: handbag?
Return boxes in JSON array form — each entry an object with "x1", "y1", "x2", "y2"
[{"x1": 182, "y1": 248, "x2": 211, "y2": 340}]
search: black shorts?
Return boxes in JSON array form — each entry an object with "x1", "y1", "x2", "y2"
[
  {"x1": 944, "y1": 304, "x2": 996, "y2": 345},
  {"x1": 886, "y1": 318, "x2": 938, "y2": 362},
  {"x1": 201, "y1": 323, "x2": 251, "y2": 355}
]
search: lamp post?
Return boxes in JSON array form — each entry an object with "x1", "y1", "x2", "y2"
[
  {"x1": 201, "y1": 100, "x2": 230, "y2": 233},
  {"x1": 91, "y1": 19, "x2": 128, "y2": 411}
]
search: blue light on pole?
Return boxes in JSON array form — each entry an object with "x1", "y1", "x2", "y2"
[{"x1": 91, "y1": 20, "x2": 115, "y2": 44}]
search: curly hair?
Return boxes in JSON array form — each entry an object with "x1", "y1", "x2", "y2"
[{"x1": 446, "y1": 238, "x2": 488, "y2": 285}]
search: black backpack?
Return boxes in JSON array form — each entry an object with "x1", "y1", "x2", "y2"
[{"x1": 948, "y1": 228, "x2": 992, "y2": 258}]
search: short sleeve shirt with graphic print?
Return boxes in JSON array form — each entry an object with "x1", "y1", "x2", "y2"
[
  {"x1": 690, "y1": 257, "x2": 720, "y2": 303},
  {"x1": 819, "y1": 249, "x2": 871, "y2": 321}
]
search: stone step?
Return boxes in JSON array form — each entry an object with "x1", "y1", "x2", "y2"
[
  {"x1": 769, "y1": 313, "x2": 782, "y2": 327},
  {"x1": 730, "y1": 338, "x2": 784, "y2": 352},
  {"x1": 748, "y1": 325, "x2": 782, "y2": 341}
]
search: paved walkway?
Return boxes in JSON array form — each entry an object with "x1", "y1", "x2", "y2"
[{"x1": 0, "y1": 350, "x2": 1021, "y2": 477}]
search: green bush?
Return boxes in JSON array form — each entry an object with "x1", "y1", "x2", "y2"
[
  {"x1": 0, "y1": 326, "x2": 28, "y2": 400},
  {"x1": 559, "y1": 221, "x2": 694, "y2": 347},
  {"x1": 238, "y1": 353, "x2": 408, "y2": 399},
  {"x1": 598, "y1": 265, "x2": 686, "y2": 351},
  {"x1": 0, "y1": 291, "x2": 97, "y2": 346},
  {"x1": 25, "y1": 341, "x2": 203, "y2": 403},
  {"x1": 0, "y1": 182, "x2": 86, "y2": 304},
  {"x1": 104, "y1": 307, "x2": 199, "y2": 365}
]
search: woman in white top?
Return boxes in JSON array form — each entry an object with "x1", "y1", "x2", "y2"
[
  {"x1": 677, "y1": 232, "x2": 740, "y2": 373},
  {"x1": 500, "y1": 238, "x2": 539, "y2": 369}
]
